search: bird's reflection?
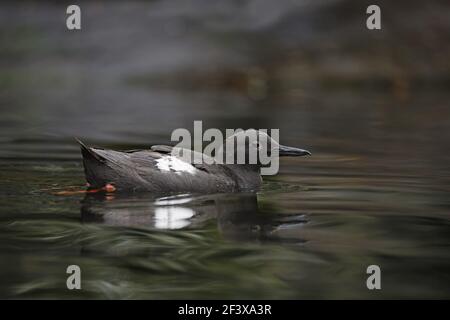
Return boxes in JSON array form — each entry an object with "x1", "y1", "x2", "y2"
[
  {"x1": 80, "y1": 192, "x2": 307, "y2": 242},
  {"x1": 154, "y1": 207, "x2": 194, "y2": 229}
]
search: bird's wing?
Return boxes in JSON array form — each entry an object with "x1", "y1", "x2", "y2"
[
  {"x1": 151, "y1": 145, "x2": 217, "y2": 168},
  {"x1": 150, "y1": 145, "x2": 173, "y2": 154},
  {"x1": 128, "y1": 148, "x2": 227, "y2": 192},
  {"x1": 78, "y1": 140, "x2": 229, "y2": 191}
]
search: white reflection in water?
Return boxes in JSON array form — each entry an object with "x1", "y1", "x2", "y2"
[{"x1": 154, "y1": 207, "x2": 195, "y2": 229}]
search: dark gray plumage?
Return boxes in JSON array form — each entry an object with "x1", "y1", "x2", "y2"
[{"x1": 78, "y1": 130, "x2": 311, "y2": 193}]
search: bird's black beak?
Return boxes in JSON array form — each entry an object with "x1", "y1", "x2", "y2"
[{"x1": 278, "y1": 145, "x2": 311, "y2": 157}]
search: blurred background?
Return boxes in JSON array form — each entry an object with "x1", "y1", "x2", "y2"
[{"x1": 0, "y1": 0, "x2": 449, "y2": 299}]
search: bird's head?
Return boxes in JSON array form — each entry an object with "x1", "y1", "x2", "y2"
[{"x1": 217, "y1": 129, "x2": 311, "y2": 167}]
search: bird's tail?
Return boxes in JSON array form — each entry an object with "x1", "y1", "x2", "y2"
[{"x1": 75, "y1": 138, "x2": 105, "y2": 163}]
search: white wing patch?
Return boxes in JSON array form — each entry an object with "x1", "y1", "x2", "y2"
[{"x1": 156, "y1": 156, "x2": 197, "y2": 174}]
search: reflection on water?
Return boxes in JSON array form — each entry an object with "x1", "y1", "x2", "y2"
[
  {"x1": 80, "y1": 192, "x2": 305, "y2": 241},
  {"x1": 1, "y1": 89, "x2": 449, "y2": 299},
  {"x1": 154, "y1": 207, "x2": 194, "y2": 230},
  {"x1": 0, "y1": 0, "x2": 450, "y2": 299},
  {"x1": 1, "y1": 152, "x2": 449, "y2": 299},
  {"x1": 81, "y1": 193, "x2": 199, "y2": 230}
]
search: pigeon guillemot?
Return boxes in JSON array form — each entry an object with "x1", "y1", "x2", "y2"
[{"x1": 78, "y1": 130, "x2": 310, "y2": 193}]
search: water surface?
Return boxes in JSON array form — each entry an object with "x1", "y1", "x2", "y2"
[{"x1": 0, "y1": 1, "x2": 449, "y2": 299}]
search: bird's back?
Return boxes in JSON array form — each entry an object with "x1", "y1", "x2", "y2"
[{"x1": 79, "y1": 141, "x2": 261, "y2": 193}]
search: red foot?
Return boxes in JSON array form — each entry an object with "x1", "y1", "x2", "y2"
[
  {"x1": 104, "y1": 183, "x2": 116, "y2": 192},
  {"x1": 54, "y1": 183, "x2": 116, "y2": 195}
]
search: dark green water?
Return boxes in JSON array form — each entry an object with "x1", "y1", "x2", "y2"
[
  {"x1": 1, "y1": 90, "x2": 449, "y2": 299},
  {"x1": 1, "y1": 1, "x2": 450, "y2": 299}
]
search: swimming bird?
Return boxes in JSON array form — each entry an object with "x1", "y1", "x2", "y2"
[{"x1": 78, "y1": 130, "x2": 310, "y2": 193}]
